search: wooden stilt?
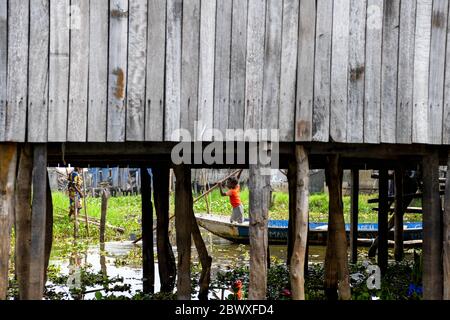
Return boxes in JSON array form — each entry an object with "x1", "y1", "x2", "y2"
[
  {"x1": 100, "y1": 189, "x2": 109, "y2": 244},
  {"x1": 422, "y1": 152, "x2": 443, "y2": 300},
  {"x1": 174, "y1": 165, "x2": 192, "y2": 300},
  {"x1": 29, "y1": 144, "x2": 47, "y2": 300},
  {"x1": 378, "y1": 169, "x2": 389, "y2": 274},
  {"x1": 324, "y1": 155, "x2": 351, "y2": 300},
  {"x1": 444, "y1": 151, "x2": 450, "y2": 300},
  {"x1": 394, "y1": 168, "x2": 404, "y2": 262},
  {"x1": 153, "y1": 166, "x2": 176, "y2": 293},
  {"x1": 44, "y1": 168, "x2": 53, "y2": 285},
  {"x1": 287, "y1": 159, "x2": 296, "y2": 266},
  {"x1": 248, "y1": 162, "x2": 271, "y2": 300},
  {"x1": 290, "y1": 145, "x2": 309, "y2": 300},
  {"x1": 350, "y1": 169, "x2": 359, "y2": 264},
  {"x1": 0, "y1": 144, "x2": 18, "y2": 300},
  {"x1": 141, "y1": 167, "x2": 154, "y2": 294},
  {"x1": 14, "y1": 145, "x2": 32, "y2": 299}
]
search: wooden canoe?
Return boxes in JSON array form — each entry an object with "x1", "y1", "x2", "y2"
[{"x1": 195, "y1": 214, "x2": 423, "y2": 246}]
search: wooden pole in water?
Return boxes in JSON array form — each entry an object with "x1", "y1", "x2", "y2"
[
  {"x1": 29, "y1": 144, "x2": 47, "y2": 300},
  {"x1": 248, "y1": 150, "x2": 271, "y2": 300},
  {"x1": 394, "y1": 167, "x2": 404, "y2": 262},
  {"x1": 14, "y1": 145, "x2": 32, "y2": 299},
  {"x1": 444, "y1": 151, "x2": 450, "y2": 300},
  {"x1": 378, "y1": 169, "x2": 389, "y2": 275},
  {"x1": 0, "y1": 144, "x2": 18, "y2": 300},
  {"x1": 174, "y1": 165, "x2": 192, "y2": 300},
  {"x1": 350, "y1": 169, "x2": 359, "y2": 264},
  {"x1": 153, "y1": 166, "x2": 176, "y2": 292},
  {"x1": 324, "y1": 154, "x2": 351, "y2": 300},
  {"x1": 287, "y1": 159, "x2": 297, "y2": 266},
  {"x1": 290, "y1": 145, "x2": 309, "y2": 300},
  {"x1": 141, "y1": 167, "x2": 154, "y2": 294},
  {"x1": 422, "y1": 152, "x2": 443, "y2": 300},
  {"x1": 100, "y1": 189, "x2": 109, "y2": 244}
]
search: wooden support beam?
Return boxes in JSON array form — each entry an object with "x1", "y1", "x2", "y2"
[
  {"x1": 422, "y1": 152, "x2": 443, "y2": 300},
  {"x1": 0, "y1": 144, "x2": 18, "y2": 300},
  {"x1": 14, "y1": 145, "x2": 32, "y2": 299},
  {"x1": 44, "y1": 171, "x2": 53, "y2": 285},
  {"x1": 287, "y1": 159, "x2": 296, "y2": 266},
  {"x1": 290, "y1": 145, "x2": 309, "y2": 300},
  {"x1": 29, "y1": 144, "x2": 47, "y2": 299},
  {"x1": 350, "y1": 169, "x2": 359, "y2": 264},
  {"x1": 141, "y1": 167, "x2": 154, "y2": 294},
  {"x1": 248, "y1": 162, "x2": 271, "y2": 300},
  {"x1": 324, "y1": 154, "x2": 351, "y2": 300},
  {"x1": 378, "y1": 169, "x2": 389, "y2": 274},
  {"x1": 394, "y1": 168, "x2": 404, "y2": 261},
  {"x1": 174, "y1": 165, "x2": 192, "y2": 300},
  {"x1": 444, "y1": 151, "x2": 450, "y2": 300},
  {"x1": 153, "y1": 166, "x2": 176, "y2": 293},
  {"x1": 100, "y1": 189, "x2": 109, "y2": 244}
]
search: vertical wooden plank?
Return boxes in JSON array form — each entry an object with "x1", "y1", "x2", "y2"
[
  {"x1": 29, "y1": 144, "x2": 47, "y2": 300},
  {"x1": 0, "y1": 144, "x2": 17, "y2": 299},
  {"x1": 107, "y1": 0, "x2": 128, "y2": 142},
  {"x1": 279, "y1": 0, "x2": 299, "y2": 142},
  {"x1": 126, "y1": 0, "x2": 148, "y2": 141},
  {"x1": 213, "y1": 0, "x2": 232, "y2": 134},
  {"x1": 350, "y1": 169, "x2": 359, "y2": 264},
  {"x1": 422, "y1": 152, "x2": 443, "y2": 300},
  {"x1": 174, "y1": 165, "x2": 192, "y2": 300},
  {"x1": 88, "y1": 0, "x2": 108, "y2": 142},
  {"x1": 296, "y1": 0, "x2": 315, "y2": 141},
  {"x1": 44, "y1": 172, "x2": 53, "y2": 284},
  {"x1": 5, "y1": 0, "x2": 29, "y2": 142},
  {"x1": 330, "y1": 0, "x2": 350, "y2": 143},
  {"x1": 444, "y1": 152, "x2": 450, "y2": 300},
  {"x1": 347, "y1": 0, "x2": 366, "y2": 143},
  {"x1": 0, "y1": 0, "x2": 6, "y2": 141},
  {"x1": 364, "y1": 0, "x2": 383, "y2": 144},
  {"x1": 312, "y1": 0, "x2": 332, "y2": 142},
  {"x1": 428, "y1": 0, "x2": 448, "y2": 145},
  {"x1": 244, "y1": 0, "x2": 266, "y2": 131},
  {"x1": 287, "y1": 159, "x2": 297, "y2": 266},
  {"x1": 378, "y1": 168, "x2": 389, "y2": 274},
  {"x1": 412, "y1": 0, "x2": 432, "y2": 144},
  {"x1": 68, "y1": 0, "x2": 89, "y2": 142},
  {"x1": 380, "y1": 0, "x2": 400, "y2": 143},
  {"x1": 145, "y1": 0, "x2": 166, "y2": 141},
  {"x1": 48, "y1": 0, "x2": 70, "y2": 142},
  {"x1": 228, "y1": 0, "x2": 248, "y2": 132},
  {"x1": 141, "y1": 168, "x2": 154, "y2": 294},
  {"x1": 197, "y1": 0, "x2": 216, "y2": 141},
  {"x1": 445, "y1": 1, "x2": 450, "y2": 145},
  {"x1": 396, "y1": 0, "x2": 416, "y2": 144},
  {"x1": 28, "y1": 0, "x2": 50, "y2": 143},
  {"x1": 290, "y1": 145, "x2": 309, "y2": 300},
  {"x1": 180, "y1": 0, "x2": 200, "y2": 136},
  {"x1": 394, "y1": 167, "x2": 404, "y2": 262},
  {"x1": 165, "y1": 0, "x2": 182, "y2": 141},
  {"x1": 262, "y1": 0, "x2": 282, "y2": 131}
]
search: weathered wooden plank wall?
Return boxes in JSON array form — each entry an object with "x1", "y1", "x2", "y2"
[{"x1": 0, "y1": 0, "x2": 450, "y2": 145}]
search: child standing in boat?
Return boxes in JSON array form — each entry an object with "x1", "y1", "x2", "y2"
[{"x1": 219, "y1": 171, "x2": 244, "y2": 224}]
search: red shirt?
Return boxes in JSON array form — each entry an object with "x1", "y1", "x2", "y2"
[{"x1": 226, "y1": 185, "x2": 241, "y2": 208}]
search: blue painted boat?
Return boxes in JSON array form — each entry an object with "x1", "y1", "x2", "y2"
[{"x1": 195, "y1": 214, "x2": 423, "y2": 246}]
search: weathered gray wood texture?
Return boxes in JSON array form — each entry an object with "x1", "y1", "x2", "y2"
[{"x1": 1, "y1": 0, "x2": 449, "y2": 145}]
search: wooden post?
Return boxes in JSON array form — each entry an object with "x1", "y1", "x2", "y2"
[
  {"x1": 248, "y1": 162, "x2": 271, "y2": 300},
  {"x1": 444, "y1": 151, "x2": 450, "y2": 300},
  {"x1": 324, "y1": 155, "x2": 351, "y2": 300},
  {"x1": 44, "y1": 168, "x2": 53, "y2": 285},
  {"x1": 290, "y1": 145, "x2": 309, "y2": 300},
  {"x1": 378, "y1": 169, "x2": 389, "y2": 274},
  {"x1": 29, "y1": 144, "x2": 47, "y2": 300},
  {"x1": 14, "y1": 145, "x2": 32, "y2": 299},
  {"x1": 350, "y1": 169, "x2": 359, "y2": 264},
  {"x1": 0, "y1": 144, "x2": 18, "y2": 300},
  {"x1": 141, "y1": 167, "x2": 154, "y2": 294},
  {"x1": 394, "y1": 167, "x2": 404, "y2": 262},
  {"x1": 153, "y1": 166, "x2": 176, "y2": 293},
  {"x1": 100, "y1": 189, "x2": 109, "y2": 244},
  {"x1": 422, "y1": 152, "x2": 443, "y2": 300},
  {"x1": 287, "y1": 159, "x2": 296, "y2": 266},
  {"x1": 174, "y1": 165, "x2": 192, "y2": 300},
  {"x1": 82, "y1": 169, "x2": 89, "y2": 236}
]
